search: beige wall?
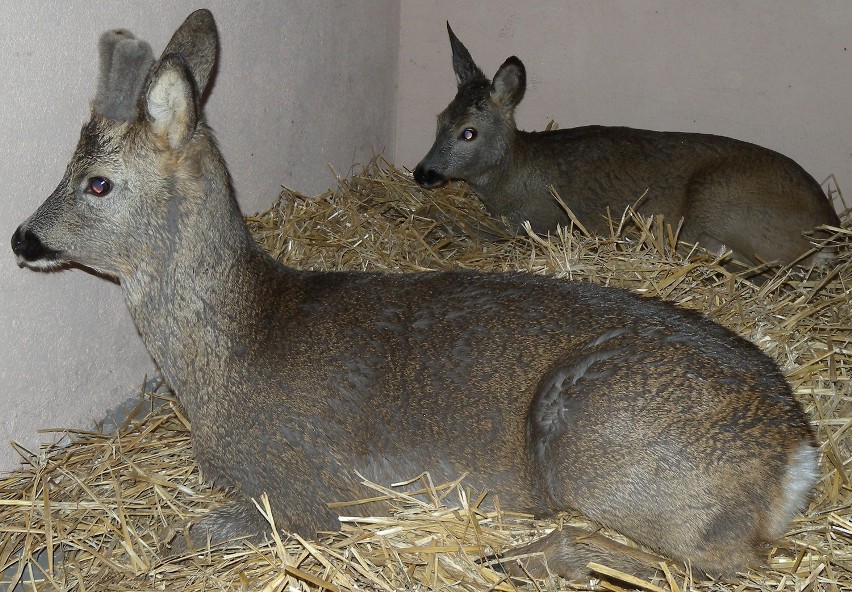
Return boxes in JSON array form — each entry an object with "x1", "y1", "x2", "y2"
[
  {"x1": 0, "y1": 0, "x2": 399, "y2": 472},
  {"x1": 396, "y1": 0, "x2": 851, "y2": 215}
]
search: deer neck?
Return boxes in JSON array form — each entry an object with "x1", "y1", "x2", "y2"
[
  {"x1": 120, "y1": 146, "x2": 284, "y2": 410},
  {"x1": 468, "y1": 129, "x2": 530, "y2": 216}
]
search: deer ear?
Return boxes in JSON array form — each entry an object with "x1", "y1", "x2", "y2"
[
  {"x1": 145, "y1": 55, "x2": 197, "y2": 149},
  {"x1": 93, "y1": 29, "x2": 154, "y2": 121},
  {"x1": 490, "y1": 56, "x2": 526, "y2": 111},
  {"x1": 447, "y1": 22, "x2": 484, "y2": 85},
  {"x1": 160, "y1": 9, "x2": 218, "y2": 99}
]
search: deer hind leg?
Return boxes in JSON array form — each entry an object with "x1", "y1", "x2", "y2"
[
  {"x1": 681, "y1": 166, "x2": 837, "y2": 266},
  {"x1": 500, "y1": 526, "x2": 664, "y2": 582},
  {"x1": 695, "y1": 231, "x2": 763, "y2": 271},
  {"x1": 168, "y1": 499, "x2": 270, "y2": 554},
  {"x1": 514, "y1": 340, "x2": 670, "y2": 581},
  {"x1": 521, "y1": 330, "x2": 818, "y2": 580}
]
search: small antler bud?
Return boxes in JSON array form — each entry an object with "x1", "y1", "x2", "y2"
[{"x1": 94, "y1": 29, "x2": 154, "y2": 121}]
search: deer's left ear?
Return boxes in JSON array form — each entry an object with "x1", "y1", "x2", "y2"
[
  {"x1": 158, "y1": 8, "x2": 219, "y2": 98},
  {"x1": 490, "y1": 56, "x2": 526, "y2": 111}
]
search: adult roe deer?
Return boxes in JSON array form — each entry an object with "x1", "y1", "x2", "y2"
[
  {"x1": 414, "y1": 24, "x2": 840, "y2": 267},
  {"x1": 12, "y1": 10, "x2": 818, "y2": 581}
]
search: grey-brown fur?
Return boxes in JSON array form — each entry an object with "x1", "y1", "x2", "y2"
[
  {"x1": 414, "y1": 24, "x2": 840, "y2": 267},
  {"x1": 94, "y1": 29, "x2": 154, "y2": 121},
  {"x1": 12, "y1": 10, "x2": 818, "y2": 581}
]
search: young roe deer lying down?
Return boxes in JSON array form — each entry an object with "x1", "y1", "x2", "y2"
[
  {"x1": 414, "y1": 24, "x2": 840, "y2": 267},
  {"x1": 12, "y1": 10, "x2": 818, "y2": 581}
]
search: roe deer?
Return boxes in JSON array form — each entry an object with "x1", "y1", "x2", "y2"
[
  {"x1": 414, "y1": 24, "x2": 840, "y2": 267},
  {"x1": 12, "y1": 10, "x2": 818, "y2": 581}
]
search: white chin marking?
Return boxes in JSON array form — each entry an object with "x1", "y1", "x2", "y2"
[{"x1": 18, "y1": 257, "x2": 66, "y2": 271}]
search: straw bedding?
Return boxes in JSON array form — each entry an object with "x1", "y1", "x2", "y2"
[{"x1": 1, "y1": 156, "x2": 849, "y2": 591}]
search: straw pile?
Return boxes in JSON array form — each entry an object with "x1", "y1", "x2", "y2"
[{"x1": 1, "y1": 156, "x2": 849, "y2": 592}]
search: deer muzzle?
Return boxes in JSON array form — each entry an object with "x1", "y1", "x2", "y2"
[
  {"x1": 413, "y1": 163, "x2": 448, "y2": 188},
  {"x1": 11, "y1": 227, "x2": 55, "y2": 266}
]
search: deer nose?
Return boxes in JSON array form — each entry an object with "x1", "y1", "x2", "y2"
[
  {"x1": 413, "y1": 164, "x2": 446, "y2": 188},
  {"x1": 11, "y1": 227, "x2": 45, "y2": 261}
]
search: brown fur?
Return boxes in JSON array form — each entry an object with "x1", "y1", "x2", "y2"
[
  {"x1": 12, "y1": 10, "x2": 818, "y2": 581},
  {"x1": 414, "y1": 24, "x2": 840, "y2": 267}
]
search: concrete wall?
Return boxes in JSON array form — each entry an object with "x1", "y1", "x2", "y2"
[
  {"x1": 0, "y1": 0, "x2": 400, "y2": 472},
  {"x1": 396, "y1": 0, "x2": 851, "y2": 215}
]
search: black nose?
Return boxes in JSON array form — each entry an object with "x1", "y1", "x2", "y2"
[
  {"x1": 413, "y1": 164, "x2": 446, "y2": 188},
  {"x1": 11, "y1": 227, "x2": 45, "y2": 261}
]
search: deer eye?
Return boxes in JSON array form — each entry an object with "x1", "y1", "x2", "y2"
[
  {"x1": 85, "y1": 176, "x2": 112, "y2": 196},
  {"x1": 460, "y1": 127, "x2": 477, "y2": 141}
]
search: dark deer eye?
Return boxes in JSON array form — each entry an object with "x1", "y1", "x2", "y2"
[
  {"x1": 460, "y1": 128, "x2": 477, "y2": 141},
  {"x1": 85, "y1": 176, "x2": 112, "y2": 196}
]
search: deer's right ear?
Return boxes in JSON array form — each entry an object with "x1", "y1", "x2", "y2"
[
  {"x1": 93, "y1": 29, "x2": 154, "y2": 122},
  {"x1": 144, "y1": 55, "x2": 198, "y2": 150},
  {"x1": 447, "y1": 22, "x2": 483, "y2": 85}
]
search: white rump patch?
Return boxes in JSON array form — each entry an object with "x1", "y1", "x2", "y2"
[{"x1": 769, "y1": 441, "x2": 819, "y2": 537}]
